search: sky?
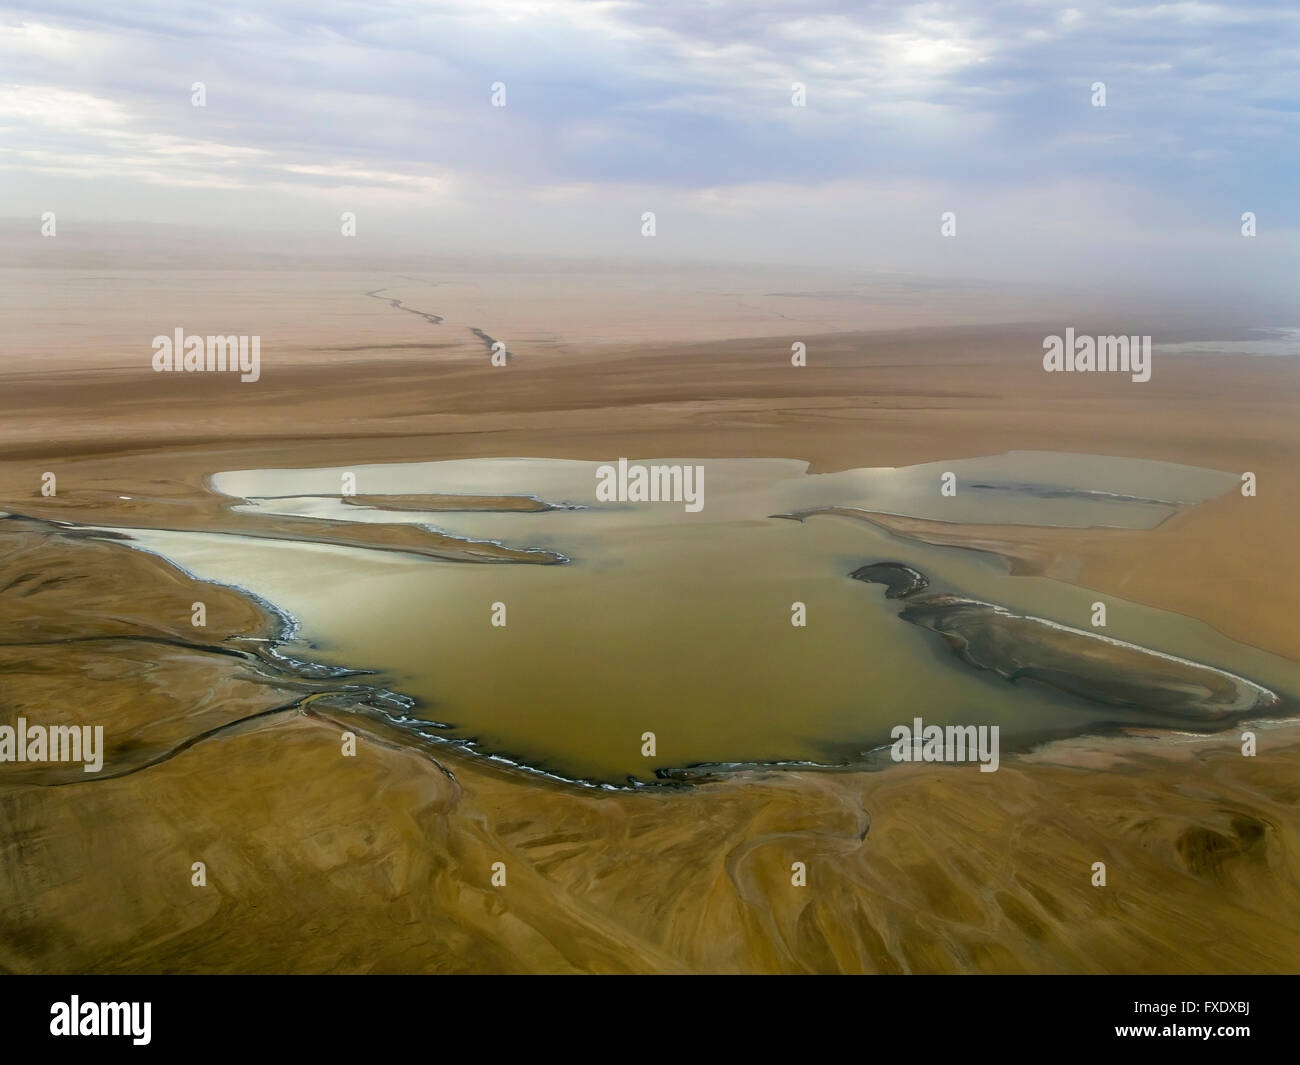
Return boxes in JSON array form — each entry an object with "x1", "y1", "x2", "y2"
[{"x1": 1, "y1": 0, "x2": 1297, "y2": 295}]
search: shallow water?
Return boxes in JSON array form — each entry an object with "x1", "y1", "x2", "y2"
[{"x1": 107, "y1": 451, "x2": 1295, "y2": 785}]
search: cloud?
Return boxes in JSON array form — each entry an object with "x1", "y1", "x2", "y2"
[{"x1": 0, "y1": 0, "x2": 1295, "y2": 293}]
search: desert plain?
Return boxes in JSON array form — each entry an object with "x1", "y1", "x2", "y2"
[{"x1": 1, "y1": 259, "x2": 1298, "y2": 973}]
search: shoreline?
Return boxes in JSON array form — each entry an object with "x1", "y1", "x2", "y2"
[
  {"x1": 7, "y1": 478, "x2": 1292, "y2": 794},
  {"x1": 3, "y1": 318, "x2": 1299, "y2": 972},
  {"x1": 3, "y1": 322, "x2": 1295, "y2": 660}
]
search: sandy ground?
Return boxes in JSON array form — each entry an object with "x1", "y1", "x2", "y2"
[
  {"x1": 1, "y1": 315, "x2": 1297, "y2": 973},
  {"x1": 4, "y1": 323, "x2": 1295, "y2": 654}
]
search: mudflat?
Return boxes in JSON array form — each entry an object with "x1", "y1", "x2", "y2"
[{"x1": 2, "y1": 272, "x2": 1297, "y2": 972}]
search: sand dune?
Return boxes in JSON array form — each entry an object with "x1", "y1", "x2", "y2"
[
  {"x1": 3, "y1": 516, "x2": 1298, "y2": 973},
  {"x1": 2, "y1": 301, "x2": 1298, "y2": 972}
]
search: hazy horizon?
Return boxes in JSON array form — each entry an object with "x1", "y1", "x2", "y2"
[{"x1": 2, "y1": 0, "x2": 1297, "y2": 303}]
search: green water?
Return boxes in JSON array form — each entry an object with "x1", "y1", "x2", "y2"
[{"x1": 108, "y1": 453, "x2": 1295, "y2": 784}]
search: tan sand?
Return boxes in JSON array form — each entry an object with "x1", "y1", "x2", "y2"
[
  {"x1": 3, "y1": 325, "x2": 1294, "y2": 653},
  {"x1": 1, "y1": 311, "x2": 1297, "y2": 973}
]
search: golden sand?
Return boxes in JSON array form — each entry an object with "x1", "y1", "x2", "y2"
[{"x1": 2, "y1": 316, "x2": 1297, "y2": 973}]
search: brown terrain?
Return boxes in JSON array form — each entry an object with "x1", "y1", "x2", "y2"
[{"x1": 2, "y1": 306, "x2": 1298, "y2": 973}]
